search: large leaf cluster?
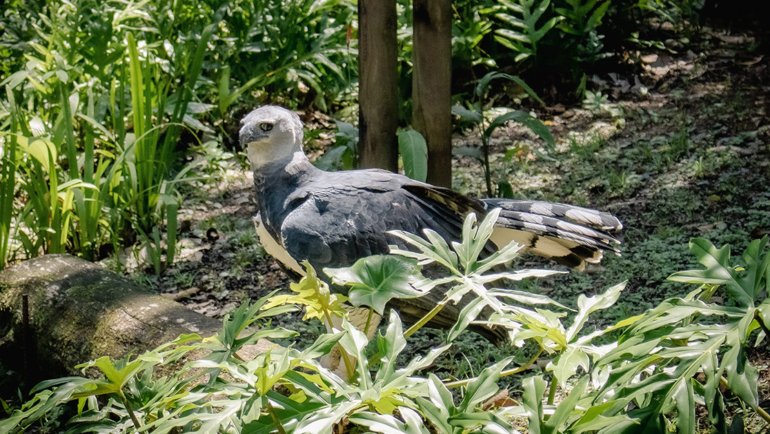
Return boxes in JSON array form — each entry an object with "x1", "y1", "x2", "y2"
[{"x1": 1, "y1": 215, "x2": 767, "y2": 432}]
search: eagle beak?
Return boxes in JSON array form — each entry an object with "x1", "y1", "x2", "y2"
[{"x1": 239, "y1": 124, "x2": 259, "y2": 148}]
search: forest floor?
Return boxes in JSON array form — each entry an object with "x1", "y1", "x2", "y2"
[{"x1": 130, "y1": 23, "x2": 770, "y2": 431}]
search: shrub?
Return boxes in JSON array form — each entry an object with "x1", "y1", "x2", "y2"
[{"x1": 2, "y1": 211, "x2": 767, "y2": 432}]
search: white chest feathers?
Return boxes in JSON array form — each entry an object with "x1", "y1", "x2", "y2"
[{"x1": 254, "y1": 213, "x2": 304, "y2": 275}]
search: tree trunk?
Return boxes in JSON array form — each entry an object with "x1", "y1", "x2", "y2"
[
  {"x1": 358, "y1": 0, "x2": 399, "y2": 171},
  {"x1": 412, "y1": 0, "x2": 452, "y2": 187},
  {"x1": 0, "y1": 255, "x2": 268, "y2": 383}
]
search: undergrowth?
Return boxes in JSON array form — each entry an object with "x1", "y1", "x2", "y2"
[{"x1": 1, "y1": 212, "x2": 767, "y2": 433}]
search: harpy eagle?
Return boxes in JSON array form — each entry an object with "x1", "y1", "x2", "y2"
[{"x1": 240, "y1": 105, "x2": 622, "y2": 339}]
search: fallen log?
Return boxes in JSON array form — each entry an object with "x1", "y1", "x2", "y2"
[{"x1": 0, "y1": 254, "x2": 230, "y2": 380}]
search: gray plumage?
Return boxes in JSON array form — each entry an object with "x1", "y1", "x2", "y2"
[
  {"x1": 241, "y1": 105, "x2": 621, "y2": 275},
  {"x1": 240, "y1": 106, "x2": 622, "y2": 341}
]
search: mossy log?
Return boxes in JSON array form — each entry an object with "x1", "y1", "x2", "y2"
[{"x1": 0, "y1": 254, "x2": 227, "y2": 379}]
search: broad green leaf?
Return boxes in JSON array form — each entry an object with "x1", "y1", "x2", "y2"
[
  {"x1": 427, "y1": 373, "x2": 454, "y2": 415},
  {"x1": 549, "y1": 345, "x2": 590, "y2": 387},
  {"x1": 339, "y1": 320, "x2": 371, "y2": 386},
  {"x1": 484, "y1": 110, "x2": 554, "y2": 150},
  {"x1": 566, "y1": 282, "x2": 626, "y2": 342},
  {"x1": 721, "y1": 333, "x2": 759, "y2": 408},
  {"x1": 388, "y1": 228, "x2": 460, "y2": 273},
  {"x1": 448, "y1": 411, "x2": 515, "y2": 433},
  {"x1": 447, "y1": 296, "x2": 487, "y2": 341},
  {"x1": 459, "y1": 358, "x2": 511, "y2": 411},
  {"x1": 415, "y1": 397, "x2": 452, "y2": 433},
  {"x1": 17, "y1": 136, "x2": 56, "y2": 171},
  {"x1": 669, "y1": 238, "x2": 754, "y2": 307},
  {"x1": 374, "y1": 310, "x2": 407, "y2": 384},
  {"x1": 738, "y1": 236, "x2": 769, "y2": 300},
  {"x1": 326, "y1": 255, "x2": 423, "y2": 315},
  {"x1": 314, "y1": 145, "x2": 351, "y2": 171},
  {"x1": 301, "y1": 333, "x2": 345, "y2": 360},
  {"x1": 488, "y1": 287, "x2": 567, "y2": 308},
  {"x1": 672, "y1": 378, "x2": 695, "y2": 434},
  {"x1": 452, "y1": 104, "x2": 483, "y2": 123},
  {"x1": 398, "y1": 128, "x2": 428, "y2": 182},
  {"x1": 294, "y1": 400, "x2": 361, "y2": 433},
  {"x1": 263, "y1": 261, "x2": 348, "y2": 324},
  {"x1": 349, "y1": 410, "x2": 430, "y2": 434},
  {"x1": 522, "y1": 375, "x2": 547, "y2": 434},
  {"x1": 570, "y1": 400, "x2": 638, "y2": 433}
]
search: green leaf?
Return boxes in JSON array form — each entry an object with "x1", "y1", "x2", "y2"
[
  {"x1": 566, "y1": 282, "x2": 626, "y2": 342},
  {"x1": 672, "y1": 378, "x2": 695, "y2": 434},
  {"x1": 17, "y1": 136, "x2": 57, "y2": 172},
  {"x1": 721, "y1": 333, "x2": 759, "y2": 408},
  {"x1": 484, "y1": 110, "x2": 554, "y2": 150},
  {"x1": 398, "y1": 128, "x2": 428, "y2": 182},
  {"x1": 339, "y1": 319, "x2": 371, "y2": 385},
  {"x1": 427, "y1": 373, "x2": 454, "y2": 414},
  {"x1": 301, "y1": 333, "x2": 345, "y2": 360},
  {"x1": 522, "y1": 375, "x2": 546, "y2": 434},
  {"x1": 326, "y1": 255, "x2": 423, "y2": 315},
  {"x1": 374, "y1": 310, "x2": 407, "y2": 384},
  {"x1": 549, "y1": 345, "x2": 590, "y2": 387},
  {"x1": 459, "y1": 357, "x2": 511, "y2": 411},
  {"x1": 668, "y1": 238, "x2": 754, "y2": 307},
  {"x1": 452, "y1": 104, "x2": 483, "y2": 124},
  {"x1": 349, "y1": 410, "x2": 430, "y2": 434},
  {"x1": 447, "y1": 296, "x2": 487, "y2": 341},
  {"x1": 315, "y1": 145, "x2": 351, "y2": 171},
  {"x1": 263, "y1": 262, "x2": 348, "y2": 323},
  {"x1": 544, "y1": 376, "x2": 589, "y2": 433}
]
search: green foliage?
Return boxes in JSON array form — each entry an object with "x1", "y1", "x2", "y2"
[
  {"x1": 2, "y1": 215, "x2": 768, "y2": 432},
  {"x1": 315, "y1": 120, "x2": 359, "y2": 171},
  {"x1": 0, "y1": 0, "x2": 215, "y2": 269},
  {"x1": 315, "y1": 121, "x2": 428, "y2": 183},
  {"x1": 0, "y1": 0, "x2": 358, "y2": 270},
  {"x1": 397, "y1": 128, "x2": 428, "y2": 182},
  {"x1": 212, "y1": 0, "x2": 356, "y2": 113},
  {"x1": 451, "y1": 2, "x2": 498, "y2": 70},
  {"x1": 492, "y1": 0, "x2": 562, "y2": 63},
  {"x1": 453, "y1": 71, "x2": 553, "y2": 197},
  {"x1": 327, "y1": 255, "x2": 423, "y2": 316}
]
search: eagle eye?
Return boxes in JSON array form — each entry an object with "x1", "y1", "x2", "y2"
[{"x1": 259, "y1": 122, "x2": 273, "y2": 132}]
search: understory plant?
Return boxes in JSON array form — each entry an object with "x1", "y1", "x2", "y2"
[
  {"x1": 1, "y1": 212, "x2": 767, "y2": 433},
  {"x1": 453, "y1": 71, "x2": 554, "y2": 197},
  {"x1": 316, "y1": 120, "x2": 429, "y2": 182},
  {"x1": 0, "y1": 0, "x2": 358, "y2": 272}
]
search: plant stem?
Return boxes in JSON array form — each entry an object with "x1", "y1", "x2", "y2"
[
  {"x1": 266, "y1": 401, "x2": 288, "y2": 434},
  {"x1": 339, "y1": 346, "x2": 356, "y2": 380},
  {"x1": 444, "y1": 348, "x2": 543, "y2": 389},
  {"x1": 363, "y1": 308, "x2": 374, "y2": 337},
  {"x1": 547, "y1": 375, "x2": 558, "y2": 406},
  {"x1": 404, "y1": 301, "x2": 448, "y2": 338},
  {"x1": 480, "y1": 124, "x2": 493, "y2": 197},
  {"x1": 757, "y1": 405, "x2": 770, "y2": 425},
  {"x1": 121, "y1": 393, "x2": 142, "y2": 430}
]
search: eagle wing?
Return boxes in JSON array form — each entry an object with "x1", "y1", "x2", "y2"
[{"x1": 274, "y1": 170, "x2": 477, "y2": 270}]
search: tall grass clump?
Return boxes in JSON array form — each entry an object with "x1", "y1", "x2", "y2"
[
  {"x1": 0, "y1": 0, "x2": 358, "y2": 271},
  {"x1": 0, "y1": 0, "x2": 212, "y2": 270}
]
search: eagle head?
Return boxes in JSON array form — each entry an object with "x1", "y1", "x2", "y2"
[{"x1": 239, "y1": 106, "x2": 304, "y2": 169}]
